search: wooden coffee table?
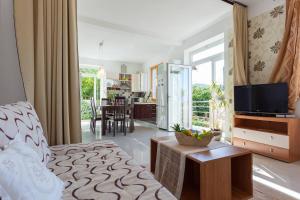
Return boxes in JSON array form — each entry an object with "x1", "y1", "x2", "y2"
[{"x1": 151, "y1": 138, "x2": 253, "y2": 200}]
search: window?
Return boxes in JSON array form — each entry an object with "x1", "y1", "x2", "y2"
[
  {"x1": 79, "y1": 66, "x2": 103, "y2": 120},
  {"x1": 192, "y1": 61, "x2": 212, "y2": 86},
  {"x1": 191, "y1": 34, "x2": 225, "y2": 128},
  {"x1": 151, "y1": 65, "x2": 158, "y2": 100},
  {"x1": 191, "y1": 39, "x2": 224, "y2": 86},
  {"x1": 192, "y1": 43, "x2": 224, "y2": 63}
]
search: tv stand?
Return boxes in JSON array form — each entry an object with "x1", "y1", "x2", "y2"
[
  {"x1": 233, "y1": 115, "x2": 300, "y2": 162},
  {"x1": 235, "y1": 112, "x2": 277, "y2": 117}
]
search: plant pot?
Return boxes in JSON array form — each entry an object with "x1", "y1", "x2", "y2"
[
  {"x1": 211, "y1": 129, "x2": 222, "y2": 141},
  {"x1": 175, "y1": 132, "x2": 214, "y2": 147}
]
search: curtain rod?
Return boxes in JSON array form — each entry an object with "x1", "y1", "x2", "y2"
[{"x1": 221, "y1": 0, "x2": 247, "y2": 7}]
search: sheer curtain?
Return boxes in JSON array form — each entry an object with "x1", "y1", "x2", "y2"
[
  {"x1": 14, "y1": 0, "x2": 81, "y2": 145},
  {"x1": 270, "y1": 0, "x2": 300, "y2": 111}
]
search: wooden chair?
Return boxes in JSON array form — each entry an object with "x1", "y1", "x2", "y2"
[
  {"x1": 115, "y1": 96, "x2": 126, "y2": 105},
  {"x1": 107, "y1": 105, "x2": 127, "y2": 136},
  {"x1": 90, "y1": 97, "x2": 101, "y2": 134},
  {"x1": 101, "y1": 98, "x2": 111, "y2": 106},
  {"x1": 115, "y1": 96, "x2": 130, "y2": 125}
]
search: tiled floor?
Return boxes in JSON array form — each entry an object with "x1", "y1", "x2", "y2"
[{"x1": 82, "y1": 120, "x2": 300, "y2": 200}]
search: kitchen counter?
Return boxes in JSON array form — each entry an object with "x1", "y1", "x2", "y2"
[{"x1": 134, "y1": 102, "x2": 156, "y2": 105}]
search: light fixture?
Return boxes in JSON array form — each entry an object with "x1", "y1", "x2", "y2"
[{"x1": 98, "y1": 40, "x2": 105, "y2": 74}]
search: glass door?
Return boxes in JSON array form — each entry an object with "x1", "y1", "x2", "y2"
[{"x1": 168, "y1": 64, "x2": 191, "y2": 131}]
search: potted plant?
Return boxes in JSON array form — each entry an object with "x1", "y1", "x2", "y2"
[{"x1": 209, "y1": 82, "x2": 227, "y2": 141}]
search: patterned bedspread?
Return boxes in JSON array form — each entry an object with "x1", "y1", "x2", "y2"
[{"x1": 48, "y1": 140, "x2": 176, "y2": 200}]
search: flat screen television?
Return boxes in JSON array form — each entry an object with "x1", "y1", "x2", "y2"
[{"x1": 234, "y1": 83, "x2": 288, "y2": 114}]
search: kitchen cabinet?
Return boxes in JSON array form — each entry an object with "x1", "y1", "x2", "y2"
[
  {"x1": 132, "y1": 74, "x2": 141, "y2": 92},
  {"x1": 134, "y1": 103, "x2": 156, "y2": 120},
  {"x1": 132, "y1": 73, "x2": 147, "y2": 92}
]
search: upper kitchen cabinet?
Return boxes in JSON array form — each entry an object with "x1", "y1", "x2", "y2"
[{"x1": 132, "y1": 72, "x2": 147, "y2": 92}]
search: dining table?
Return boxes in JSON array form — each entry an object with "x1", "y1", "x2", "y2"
[{"x1": 100, "y1": 104, "x2": 135, "y2": 135}]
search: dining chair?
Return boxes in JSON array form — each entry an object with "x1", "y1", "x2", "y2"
[
  {"x1": 107, "y1": 105, "x2": 126, "y2": 136},
  {"x1": 115, "y1": 96, "x2": 130, "y2": 127},
  {"x1": 101, "y1": 98, "x2": 111, "y2": 106},
  {"x1": 90, "y1": 97, "x2": 101, "y2": 134},
  {"x1": 115, "y1": 96, "x2": 126, "y2": 105}
]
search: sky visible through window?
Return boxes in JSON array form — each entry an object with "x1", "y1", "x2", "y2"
[
  {"x1": 192, "y1": 62, "x2": 212, "y2": 86},
  {"x1": 192, "y1": 43, "x2": 224, "y2": 87}
]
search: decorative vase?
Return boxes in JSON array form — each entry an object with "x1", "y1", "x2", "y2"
[{"x1": 296, "y1": 99, "x2": 300, "y2": 118}]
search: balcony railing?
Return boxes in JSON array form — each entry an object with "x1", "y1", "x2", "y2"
[{"x1": 192, "y1": 100, "x2": 210, "y2": 128}]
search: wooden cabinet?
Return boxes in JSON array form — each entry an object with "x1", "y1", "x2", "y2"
[
  {"x1": 132, "y1": 73, "x2": 147, "y2": 92},
  {"x1": 131, "y1": 74, "x2": 141, "y2": 92},
  {"x1": 233, "y1": 115, "x2": 300, "y2": 162},
  {"x1": 151, "y1": 138, "x2": 253, "y2": 200},
  {"x1": 134, "y1": 103, "x2": 156, "y2": 119},
  {"x1": 233, "y1": 137, "x2": 290, "y2": 162}
]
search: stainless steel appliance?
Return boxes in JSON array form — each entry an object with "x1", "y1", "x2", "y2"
[{"x1": 157, "y1": 63, "x2": 192, "y2": 131}]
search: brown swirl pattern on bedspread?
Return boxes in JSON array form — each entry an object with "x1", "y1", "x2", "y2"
[{"x1": 48, "y1": 141, "x2": 176, "y2": 200}]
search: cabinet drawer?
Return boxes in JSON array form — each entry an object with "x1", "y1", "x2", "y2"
[
  {"x1": 233, "y1": 128, "x2": 289, "y2": 149},
  {"x1": 233, "y1": 138, "x2": 290, "y2": 162}
]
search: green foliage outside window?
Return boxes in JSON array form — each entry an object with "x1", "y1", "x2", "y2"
[
  {"x1": 81, "y1": 100, "x2": 92, "y2": 120},
  {"x1": 80, "y1": 68, "x2": 101, "y2": 120},
  {"x1": 192, "y1": 85, "x2": 212, "y2": 127},
  {"x1": 192, "y1": 86, "x2": 211, "y2": 101},
  {"x1": 81, "y1": 77, "x2": 94, "y2": 100}
]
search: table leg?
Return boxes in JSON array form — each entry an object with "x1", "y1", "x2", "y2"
[
  {"x1": 102, "y1": 108, "x2": 106, "y2": 136},
  {"x1": 129, "y1": 107, "x2": 134, "y2": 133}
]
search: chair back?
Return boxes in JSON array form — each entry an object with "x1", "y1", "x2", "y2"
[
  {"x1": 113, "y1": 105, "x2": 126, "y2": 120},
  {"x1": 90, "y1": 97, "x2": 97, "y2": 118},
  {"x1": 115, "y1": 96, "x2": 126, "y2": 105},
  {"x1": 101, "y1": 98, "x2": 111, "y2": 106}
]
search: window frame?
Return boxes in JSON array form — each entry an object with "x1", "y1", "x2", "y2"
[{"x1": 191, "y1": 39, "x2": 225, "y2": 86}]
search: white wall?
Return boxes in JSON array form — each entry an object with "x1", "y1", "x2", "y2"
[
  {"x1": 143, "y1": 13, "x2": 233, "y2": 92},
  {"x1": 79, "y1": 57, "x2": 144, "y2": 79},
  {"x1": 0, "y1": 0, "x2": 26, "y2": 105},
  {"x1": 183, "y1": 13, "x2": 233, "y2": 65}
]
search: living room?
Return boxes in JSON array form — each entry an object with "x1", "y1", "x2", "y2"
[{"x1": 1, "y1": 0, "x2": 300, "y2": 200}]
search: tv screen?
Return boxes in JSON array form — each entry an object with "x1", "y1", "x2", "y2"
[{"x1": 234, "y1": 83, "x2": 288, "y2": 114}]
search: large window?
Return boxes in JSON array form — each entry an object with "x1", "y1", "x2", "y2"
[
  {"x1": 191, "y1": 34, "x2": 225, "y2": 128},
  {"x1": 79, "y1": 67, "x2": 102, "y2": 120}
]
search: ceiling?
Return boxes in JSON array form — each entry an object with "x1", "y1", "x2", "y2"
[{"x1": 77, "y1": 0, "x2": 232, "y2": 64}]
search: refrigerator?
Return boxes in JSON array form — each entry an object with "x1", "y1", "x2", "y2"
[{"x1": 157, "y1": 63, "x2": 192, "y2": 131}]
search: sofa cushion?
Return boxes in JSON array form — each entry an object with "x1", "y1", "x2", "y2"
[
  {"x1": 48, "y1": 140, "x2": 176, "y2": 200},
  {"x1": 0, "y1": 136, "x2": 64, "y2": 200},
  {"x1": 49, "y1": 140, "x2": 118, "y2": 156},
  {"x1": 0, "y1": 102, "x2": 51, "y2": 165}
]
